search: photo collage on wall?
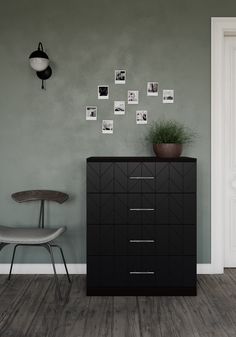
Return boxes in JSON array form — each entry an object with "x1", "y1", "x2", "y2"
[{"x1": 86, "y1": 70, "x2": 174, "y2": 134}]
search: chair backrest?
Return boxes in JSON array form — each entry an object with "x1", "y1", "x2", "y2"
[
  {"x1": 11, "y1": 190, "x2": 69, "y2": 204},
  {"x1": 11, "y1": 190, "x2": 69, "y2": 228}
]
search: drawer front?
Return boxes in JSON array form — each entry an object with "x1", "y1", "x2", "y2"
[
  {"x1": 87, "y1": 162, "x2": 196, "y2": 194},
  {"x1": 87, "y1": 225, "x2": 196, "y2": 256},
  {"x1": 87, "y1": 255, "x2": 196, "y2": 288},
  {"x1": 87, "y1": 193, "x2": 196, "y2": 225}
]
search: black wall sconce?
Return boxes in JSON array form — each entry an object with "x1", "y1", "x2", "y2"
[{"x1": 29, "y1": 42, "x2": 52, "y2": 90}]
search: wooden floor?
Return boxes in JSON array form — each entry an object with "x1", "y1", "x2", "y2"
[{"x1": 1, "y1": 270, "x2": 236, "y2": 337}]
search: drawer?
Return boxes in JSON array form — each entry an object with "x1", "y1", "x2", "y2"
[
  {"x1": 87, "y1": 225, "x2": 165, "y2": 256},
  {"x1": 87, "y1": 255, "x2": 196, "y2": 288},
  {"x1": 87, "y1": 225, "x2": 196, "y2": 256},
  {"x1": 87, "y1": 255, "x2": 163, "y2": 287},
  {"x1": 87, "y1": 162, "x2": 196, "y2": 194},
  {"x1": 87, "y1": 193, "x2": 196, "y2": 225},
  {"x1": 87, "y1": 193, "x2": 160, "y2": 225}
]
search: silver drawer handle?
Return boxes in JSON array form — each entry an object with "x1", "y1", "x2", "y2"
[
  {"x1": 129, "y1": 239, "x2": 155, "y2": 243},
  {"x1": 129, "y1": 271, "x2": 155, "y2": 275},
  {"x1": 129, "y1": 208, "x2": 155, "y2": 211},
  {"x1": 129, "y1": 176, "x2": 154, "y2": 180}
]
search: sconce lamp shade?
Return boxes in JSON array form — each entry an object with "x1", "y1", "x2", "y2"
[
  {"x1": 29, "y1": 54, "x2": 49, "y2": 71},
  {"x1": 29, "y1": 42, "x2": 49, "y2": 71}
]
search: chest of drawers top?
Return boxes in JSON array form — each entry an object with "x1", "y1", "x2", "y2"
[{"x1": 87, "y1": 157, "x2": 196, "y2": 162}]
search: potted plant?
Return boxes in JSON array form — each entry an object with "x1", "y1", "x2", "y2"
[{"x1": 146, "y1": 120, "x2": 195, "y2": 158}]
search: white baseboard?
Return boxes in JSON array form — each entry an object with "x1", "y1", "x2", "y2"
[
  {"x1": 197, "y1": 263, "x2": 213, "y2": 274},
  {"x1": 0, "y1": 263, "x2": 87, "y2": 274},
  {"x1": 0, "y1": 263, "x2": 218, "y2": 275}
]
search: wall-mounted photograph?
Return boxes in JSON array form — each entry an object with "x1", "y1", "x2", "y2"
[
  {"x1": 163, "y1": 89, "x2": 174, "y2": 103},
  {"x1": 86, "y1": 106, "x2": 97, "y2": 120},
  {"x1": 136, "y1": 110, "x2": 147, "y2": 124},
  {"x1": 98, "y1": 85, "x2": 109, "y2": 99},
  {"x1": 114, "y1": 101, "x2": 125, "y2": 115},
  {"x1": 115, "y1": 70, "x2": 126, "y2": 84},
  {"x1": 128, "y1": 90, "x2": 139, "y2": 104},
  {"x1": 102, "y1": 120, "x2": 114, "y2": 134},
  {"x1": 147, "y1": 82, "x2": 159, "y2": 96}
]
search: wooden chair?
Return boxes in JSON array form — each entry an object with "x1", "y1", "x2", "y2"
[{"x1": 0, "y1": 190, "x2": 71, "y2": 299}]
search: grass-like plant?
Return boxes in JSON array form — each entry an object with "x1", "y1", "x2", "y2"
[{"x1": 146, "y1": 120, "x2": 195, "y2": 144}]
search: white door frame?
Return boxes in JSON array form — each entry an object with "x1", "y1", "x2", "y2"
[{"x1": 211, "y1": 17, "x2": 236, "y2": 273}]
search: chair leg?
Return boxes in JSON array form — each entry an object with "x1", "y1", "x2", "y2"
[
  {"x1": 8, "y1": 245, "x2": 18, "y2": 281},
  {"x1": 51, "y1": 244, "x2": 71, "y2": 283},
  {"x1": 44, "y1": 243, "x2": 62, "y2": 300}
]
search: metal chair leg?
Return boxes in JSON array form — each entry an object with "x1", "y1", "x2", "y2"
[
  {"x1": 44, "y1": 243, "x2": 62, "y2": 300},
  {"x1": 51, "y1": 244, "x2": 71, "y2": 283},
  {"x1": 8, "y1": 245, "x2": 19, "y2": 281}
]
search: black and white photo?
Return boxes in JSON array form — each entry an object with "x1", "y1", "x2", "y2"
[
  {"x1": 114, "y1": 101, "x2": 125, "y2": 115},
  {"x1": 115, "y1": 70, "x2": 126, "y2": 84},
  {"x1": 147, "y1": 82, "x2": 159, "y2": 96},
  {"x1": 98, "y1": 85, "x2": 109, "y2": 99},
  {"x1": 163, "y1": 89, "x2": 174, "y2": 103},
  {"x1": 128, "y1": 90, "x2": 139, "y2": 104},
  {"x1": 136, "y1": 110, "x2": 147, "y2": 124},
  {"x1": 86, "y1": 106, "x2": 97, "y2": 120},
  {"x1": 102, "y1": 120, "x2": 113, "y2": 134}
]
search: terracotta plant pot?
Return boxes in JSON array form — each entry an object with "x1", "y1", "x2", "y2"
[{"x1": 153, "y1": 143, "x2": 183, "y2": 158}]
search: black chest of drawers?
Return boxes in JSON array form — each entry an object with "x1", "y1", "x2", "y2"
[{"x1": 87, "y1": 157, "x2": 197, "y2": 296}]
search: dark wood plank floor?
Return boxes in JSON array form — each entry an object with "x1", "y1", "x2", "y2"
[{"x1": 1, "y1": 270, "x2": 236, "y2": 337}]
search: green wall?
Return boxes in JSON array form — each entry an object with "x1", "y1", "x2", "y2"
[{"x1": 0, "y1": 0, "x2": 235, "y2": 264}]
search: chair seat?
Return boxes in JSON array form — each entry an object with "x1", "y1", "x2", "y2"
[{"x1": 0, "y1": 225, "x2": 66, "y2": 244}]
